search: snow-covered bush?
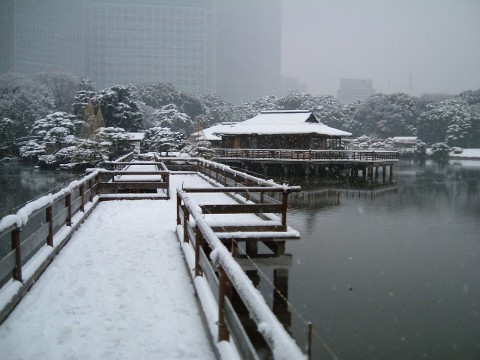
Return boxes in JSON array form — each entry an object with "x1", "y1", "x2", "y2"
[
  {"x1": 180, "y1": 141, "x2": 214, "y2": 158},
  {"x1": 431, "y1": 142, "x2": 451, "y2": 163},
  {"x1": 19, "y1": 140, "x2": 46, "y2": 162}
]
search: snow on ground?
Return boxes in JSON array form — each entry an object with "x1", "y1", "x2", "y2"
[
  {"x1": 449, "y1": 148, "x2": 480, "y2": 159},
  {"x1": 0, "y1": 198, "x2": 215, "y2": 360}
]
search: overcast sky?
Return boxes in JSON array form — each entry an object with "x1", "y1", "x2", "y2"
[{"x1": 281, "y1": 0, "x2": 480, "y2": 97}]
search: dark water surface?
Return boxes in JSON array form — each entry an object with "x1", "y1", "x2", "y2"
[
  {"x1": 275, "y1": 160, "x2": 480, "y2": 359},
  {"x1": 0, "y1": 163, "x2": 78, "y2": 217}
]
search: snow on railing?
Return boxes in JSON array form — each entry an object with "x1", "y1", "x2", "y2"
[{"x1": 177, "y1": 189, "x2": 306, "y2": 360}]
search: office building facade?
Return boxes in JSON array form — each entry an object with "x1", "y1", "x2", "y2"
[
  {"x1": 337, "y1": 78, "x2": 376, "y2": 104},
  {"x1": 0, "y1": 0, "x2": 282, "y2": 103}
]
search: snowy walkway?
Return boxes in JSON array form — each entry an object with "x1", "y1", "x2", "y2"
[{"x1": 0, "y1": 174, "x2": 218, "y2": 359}]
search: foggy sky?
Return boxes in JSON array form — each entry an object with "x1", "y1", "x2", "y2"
[{"x1": 281, "y1": 0, "x2": 480, "y2": 96}]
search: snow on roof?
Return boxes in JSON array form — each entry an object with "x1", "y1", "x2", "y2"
[
  {"x1": 216, "y1": 111, "x2": 352, "y2": 137},
  {"x1": 191, "y1": 122, "x2": 239, "y2": 141},
  {"x1": 125, "y1": 132, "x2": 145, "y2": 141}
]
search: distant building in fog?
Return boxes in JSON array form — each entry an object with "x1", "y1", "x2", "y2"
[
  {"x1": 337, "y1": 79, "x2": 376, "y2": 104},
  {"x1": 0, "y1": 0, "x2": 84, "y2": 76},
  {"x1": 84, "y1": 0, "x2": 214, "y2": 95},
  {"x1": 279, "y1": 76, "x2": 308, "y2": 96},
  {"x1": 215, "y1": 0, "x2": 282, "y2": 103},
  {"x1": 0, "y1": 0, "x2": 282, "y2": 103}
]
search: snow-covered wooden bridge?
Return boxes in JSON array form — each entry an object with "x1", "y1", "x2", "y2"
[{"x1": 0, "y1": 154, "x2": 306, "y2": 359}]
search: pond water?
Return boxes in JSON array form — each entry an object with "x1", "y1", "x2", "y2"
[
  {"x1": 271, "y1": 160, "x2": 480, "y2": 359},
  {"x1": 0, "y1": 160, "x2": 478, "y2": 359},
  {"x1": 0, "y1": 163, "x2": 79, "y2": 217}
]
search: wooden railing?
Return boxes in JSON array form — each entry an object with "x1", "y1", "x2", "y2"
[
  {"x1": 176, "y1": 187, "x2": 304, "y2": 360},
  {"x1": 213, "y1": 148, "x2": 400, "y2": 162},
  {"x1": 98, "y1": 161, "x2": 170, "y2": 198},
  {"x1": 196, "y1": 158, "x2": 281, "y2": 188},
  {"x1": 0, "y1": 171, "x2": 100, "y2": 323}
]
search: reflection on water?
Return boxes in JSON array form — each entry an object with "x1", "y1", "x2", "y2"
[
  {"x1": 0, "y1": 163, "x2": 78, "y2": 216},
  {"x1": 284, "y1": 160, "x2": 480, "y2": 359}
]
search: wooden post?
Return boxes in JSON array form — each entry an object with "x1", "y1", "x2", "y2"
[
  {"x1": 246, "y1": 240, "x2": 258, "y2": 256},
  {"x1": 94, "y1": 174, "x2": 100, "y2": 196},
  {"x1": 79, "y1": 184, "x2": 85, "y2": 212},
  {"x1": 218, "y1": 265, "x2": 230, "y2": 342},
  {"x1": 65, "y1": 192, "x2": 72, "y2": 226},
  {"x1": 307, "y1": 322, "x2": 313, "y2": 360},
  {"x1": 88, "y1": 178, "x2": 94, "y2": 202},
  {"x1": 390, "y1": 165, "x2": 394, "y2": 182},
  {"x1": 195, "y1": 227, "x2": 203, "y2": 277},
  {"x1": 166, "y1": 172, "x2": 170, "y2": 198},
  {"x1": 176, "y1": 193, "x2": 181, "y2": 225},
  {"x1": 12, "y1": 228, "x2": 22, "y2": 282},
  {"x1": 183, "y1": 207, "x2": 189, "y2": 243},
  {"x1": 46, "y1": 205, "x2": 53, "y2": 247},
  {"x1": 383, "y1": 166, "x2": 387, "y2": 183},
  {"x1": 281, "y1": 190, "x2": 288, "y2": 230}
]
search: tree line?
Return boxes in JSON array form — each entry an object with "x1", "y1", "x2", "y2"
[{"x1": 1, "y1": 72, "x2": 479, "y2": 167}]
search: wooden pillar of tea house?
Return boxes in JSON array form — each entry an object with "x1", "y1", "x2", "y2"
[
  {"x1": 283, "y1": 165, "x2": 289, "y2": 178},
  {"x1": 375, "y1": 167, "x2": 379, "y2": 182},
  {"x1": 273, "y1": 268, "x2": 292, "y2": 329},
  {"x1": 262, "y1": 163, "x2": 268, "y2": 175},
  {"x1": 390, "y1": 165, "x2": 394, "y2": 182},
  {"x1": 305, "y1": 165, "x2": 311, "y2": 179},
  {"x1": 246, "y1": 240, "x2": 258, "y2": 256},
  {"x1": 314, "y1": 165, "x2": 319, "y2": 176},
  {"x1": 383, "y1": 166, "x2": 387, "y2": 183},
  {"x1": 363, "y1": 166, "x2": 368, "y2": 181}
]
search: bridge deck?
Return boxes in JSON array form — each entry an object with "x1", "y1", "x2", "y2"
[{"x1": 0, "y1": 174, "x2": 221, "y2": 360}]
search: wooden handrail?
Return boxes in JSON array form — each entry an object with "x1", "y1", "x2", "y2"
[
  {"x1": 176, "y1": 189, "x2": 305, "y2": 359},
  {"x1": 212, "y1": 148, "x2": 400, "y2": 162}
]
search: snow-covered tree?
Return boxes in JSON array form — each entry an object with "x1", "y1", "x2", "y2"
[
  {"x1": 33, "y1": 72, "x2": 80, "y2": 113},
  {"x1": 352, "y1": 93, "x2": 417, "y2": 138},
  {"x1": 142, "y1": 127, "x2": 186, "y2": 155},
  {"x1": 93, "y1": 86, "x2": 143, "y2": 131},
  {"x1": 150, "y1": 104, "x2": 193, "y2": 134},
  {"x1": 431, "y1": 142, "x2": 451, "y2": 163},
  {"x1": 93, "y1": 127, "x2": 132, "y2": 156},
  {"x1": 197, "y1": 93, "x2": 234, "y2": 126},
  {"x1": 0, "y1": 73, "x2": 54, "y2": 138},
  {"x1": 31, "y1": 112, "x2": 79, "y2": 146},
  {"x1": 0, "y1": 117, "x2": 15, "y2": 150},
  {"x1": 131, "y1": 82, "x2": 204, "y2": 121},
  {"x1": 19, "y1": 140, "x2": 46, "y2": 162},
  {"x1": 417, "y1": 99, "x2": 475, "y2": 146}
]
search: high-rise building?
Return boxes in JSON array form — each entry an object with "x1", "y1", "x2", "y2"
[
  {"x1": 84, "y1": 0, "x2": 215, "y2": 94},
  {"x1": 337, "y1": 79, "x2": 376, "y2": 104},
  {"x1": 215, "y1": 0, "x2": 281, "y2": 103},
  {"x1": 0, "y1": 0, "x2": 85, "y2": 76},
  {"x1": 0, "y1": 0, "x2": 282, "y2": 103}
]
